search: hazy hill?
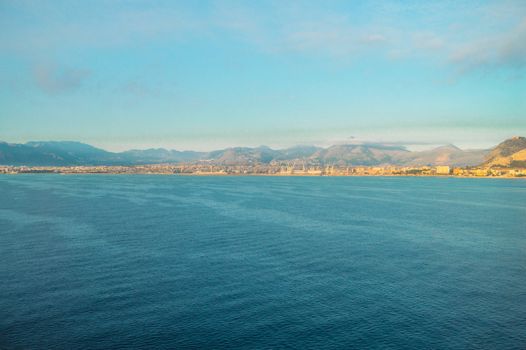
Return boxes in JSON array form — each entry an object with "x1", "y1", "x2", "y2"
[
  {"x1": 25, "y1": 141, "x2": 122, "y2": 164},
  {"x1": 273, "y1": 145, "x2": 323, "y2": 161},
  {"x1": 204, "y1": 146, "x2": 279, "y2": 165},
  {"x1": 0, "y1": 141, "x2": 121, "y2": 166},
  {"x1": 483, "y1": 136, "x2": 526, "y2": 167},
  {"x1": 0, "y1": 142, "x2": 57, "y2": 166},
  {"x1": 121, "y1": 148, "x2": 204, "y2": 164},
  {"x1": 396, "y1": 144, "x2": 487, "y2": 167},
  {"x1": 309, "y1": 144, "x2": 410, "y2": 166}
]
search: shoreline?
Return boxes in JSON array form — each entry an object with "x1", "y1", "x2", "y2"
[
  {"x1": 2, "y1": 164, "x2": 525, "y2": 178},
  {"x1": 1, "y1": 173, "x2": 524, "y2": 179}
]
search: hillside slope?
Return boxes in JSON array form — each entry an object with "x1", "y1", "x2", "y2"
[{"x1": 483, "y1": 137, "x2": 526, "y2": 167}]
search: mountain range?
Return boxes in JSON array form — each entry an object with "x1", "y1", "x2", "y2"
[{"x1": 1, "y1": 137, "x2": 525, "y2": 167}]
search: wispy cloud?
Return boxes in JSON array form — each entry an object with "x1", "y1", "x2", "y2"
[
  {"x1": 449, "y1": 18, "x2": 526, "y2": 73},
  {"x1": 281, "y1": 18, "x2": 389, "y2": 58},
  {"x1": 33, "y1": 64, "x2": 90, "y2": 94},
  {"x1": 0, "y1": 2, "x2": 199, "y2": 53},
  {"x1": 119, "y1": 80, "x2": 159, "y2": 98},
  {"x1": 3, "y1": 1, "x2": 526, "y2": 78},
  {"x1": 207, "y1": 1, "x2": 526, "y2": 75},
  {"x1": 412, "y1": 32, "x2": 445, "y2": 51}
]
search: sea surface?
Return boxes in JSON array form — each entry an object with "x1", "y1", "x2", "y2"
[{"x1": 1, "y1": 175, "x2": 525, "y2": 349}]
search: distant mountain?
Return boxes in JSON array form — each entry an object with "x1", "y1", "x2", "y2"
[
  {"x1": 25, "y1": 141, "x2": 122, "y2": 164},
  {"x1": 483, "y1": 136, "x2": 526, "y2": 167},
  {"x1": 0, "y1": 142, "x2": 54, "y2": 166},
  {"x1": 396, "y1": 144, "x2": 487, "y2": 167},
  {"x1": 308, "y1": 144, "x2": 410, "y2": 166},
  {"x1": 121, "y1": 148, "x2": 204, "y2": 164},
  {"x1": 204, "y1": 146, "x2": 279, "y2": 165},
  {"x1": 1, "y1": 137, "x2": 524, "y2": 167},
  {"x1": 0, "y1": 141, "x2": 118, "y2": 166},
  {"x1": 273, "y1": 145, "x2": 323, "y2": 160}
]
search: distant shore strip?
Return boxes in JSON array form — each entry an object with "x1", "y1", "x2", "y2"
[{"x1": 1, "y1": 164, "x2": 525, "y2": 178}]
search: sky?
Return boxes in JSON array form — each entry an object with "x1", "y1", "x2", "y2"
[{"x1": 1, "y1": 0, "x2": 525, "y2": 151}]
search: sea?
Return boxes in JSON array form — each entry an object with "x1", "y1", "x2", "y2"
[{"x1": 1, "y1": 175, "x2": 525, "y2": 349}]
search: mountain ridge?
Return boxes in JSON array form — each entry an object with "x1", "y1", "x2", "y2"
[{"x1": 0, "y1": 137, "x2": 524, "y2": 167}]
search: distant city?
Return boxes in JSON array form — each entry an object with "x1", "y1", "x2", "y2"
[
  {"x1": 1, "y1": 136, "x2": 525, "y2": 177},
  {"x1": 2, "y1": 163, "x2": 526, "y2": 178}
]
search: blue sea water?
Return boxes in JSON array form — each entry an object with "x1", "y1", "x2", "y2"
[{"x1": 0, "y1": 175, "x2": 525, "y2": 349}]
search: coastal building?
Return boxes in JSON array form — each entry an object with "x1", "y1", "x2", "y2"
[{"x1": 435, "y1": 166, "x2": 450, "y2": 175}]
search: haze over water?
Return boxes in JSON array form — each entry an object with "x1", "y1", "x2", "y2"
[{"x1": 1, "y1": 175, "x2": 525, "y2": 349}]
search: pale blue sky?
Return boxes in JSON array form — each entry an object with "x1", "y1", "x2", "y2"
[{"x1": 1, "y1": 0, "x2": 525, "y2": 151}]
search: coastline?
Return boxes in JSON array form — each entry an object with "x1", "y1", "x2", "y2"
[
  {"x1": 2, "y1": 163, "x2": 525, "y2": 178},
  {"x1": 1, "y1": 172, "x2": 524, "y2": 179}
]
